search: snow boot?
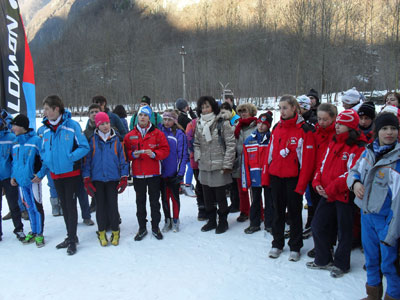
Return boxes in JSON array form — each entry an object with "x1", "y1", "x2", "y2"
[
  {"x1": 97, "y1": 230, "x2": 108, "y2": 247},
  {"x1": 361, "y1": 284, "x2": 383, "y2": 300},
  {"x1": 236, "y1": 212, "x2": 248, "y2": 222},
  {"x1": 134, "y1": 228, "x2": 148, "y2": 241},
  {"x1": 152, "y1": 228, "x2": 163, "y2": 240},
  {"x1": 50, "y1": 197, "x2": 61, "y2": 216},
  {"x1": 201, "y1": 211, "x2": 217, "y2": 232},
  {"x1": 244, "y1": 226, "x2": 261, "y2": 234},
  {"x1": 216, "y1": 213, "x2": 229, "y2": 234},
  {"x1": 111, "y1": 230, "x2": 120, "y2": 246},
  {"x1": 172, "y1": 219, "x2": 180, "y2": 232},
  {"x1": 67, "y1": 241, "x2": 77, "y2": 255},
  {"x1": 35, "y1": 235, "x2": 45, "y2": 248},
  {"x1": 14, "y1": 230, "x2": 26, "y2": 242},
  {"x1": 183, "y1": 185, "x2": 196, "y2": 197},
  {"x1": 22, "y1": 232, "x2": 36, "y2": 244},
  {"x1": 162, "y1": 218, "x2": 172, "y2": 233},
  {"x1": 197, "y1": 209, "x2": 207, "y2": 221},
  {"x1": 302, "y1": 226, "x2": 312, "y2": 239}
]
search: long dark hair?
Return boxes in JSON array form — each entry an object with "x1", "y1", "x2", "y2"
[
  {"x1": 334, "y1": 128, "x2": 364, "y2": 146},
  {"x1": 196, "y1": 96, "x2": 220, "y2": 116},
  {"x1": 113, "y1": 105, "x2": 127, "y2": 118}
]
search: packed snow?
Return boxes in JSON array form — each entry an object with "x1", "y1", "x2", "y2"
[{"x1": 0, "y1": 116, "x2": 370, "y2": 300}]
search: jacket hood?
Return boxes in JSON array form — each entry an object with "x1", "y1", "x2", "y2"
[{"x1": 15, "y1": 129, "x2": 35, "y2": 143}]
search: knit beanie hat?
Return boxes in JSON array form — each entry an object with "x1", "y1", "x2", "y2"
[
  {"x1": 95, "y1": 112, "x2": 110, "y2": 127},
  {"x1": 375, "y1": 112, "x2": 399, "y2": 133},
  {"x1": 336, "y1": 109, "x2": 359, "y2": 130},
  {"x1": 381, "y1": 105, "x2": 400, "y2": 118},
  {"x1": 11, "y1": 114, "x2": 30, "y2": 130},
  {"x1": 140, "y1": 96, "x2": 151, "y2": 105},
  {"x1": 162, "y1": 111, "x2": 178, "y2": 123},
  {"x1": 138, "y1": 105, "x2": 152, "y2": 119},
  {"x1": 358, "y1": 101, "x2": 376, "y2": 120},
  {"x1": 341, "y1": 87, "x2": 361, "y2": 105},
  {"x1": 175, "y1": 98, "x2": 188, "y2": 111},
  {"x1": 258, "y1": 111, "x2": 273, "y2": 128},
  {"x1": 306, "y1": 89, "x2": 319, "y2": 103},
  {"x1": 297, "y1": 95, "x2": 311, "y2": 110}
]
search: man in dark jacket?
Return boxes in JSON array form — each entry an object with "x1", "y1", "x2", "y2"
[{"x1": 176, "y1": 98, "x2": 196, "y2": 130}]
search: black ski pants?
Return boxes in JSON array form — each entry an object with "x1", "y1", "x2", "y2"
[
  {"x1": 0, "y1": 178, "x2": 23, "y2": 236},
  {"x1": 94, "y1": 181, "x2": 119, "y2": 232}
]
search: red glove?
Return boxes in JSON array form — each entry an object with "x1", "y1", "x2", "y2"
[
  {"x1": 117, "y1": 177, "x2": 128, "y2": 194},
  {"x1": 84, "y1": 177, "x2": 96, "y2": 197}
]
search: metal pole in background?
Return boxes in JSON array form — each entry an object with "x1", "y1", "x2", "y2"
[{"x1": 180, "y1": 45, "x2": 187, "y2": 99}]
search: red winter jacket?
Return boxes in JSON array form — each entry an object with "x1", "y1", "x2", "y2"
[
  {"x1": 262, "y1": 113, "x2": 316, "y2": 195},
  {"x1": 313, "y1": 122, "x2": 336, "y2": 174},
  {"x1": 124, "y1": 124, "x2": 170, "y2": 177},
  {"x1": 312, "y1": 131, "x2": 366, "y2": 203}
]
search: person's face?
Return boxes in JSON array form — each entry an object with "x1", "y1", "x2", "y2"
[
  {"x1": 201, "y1": 101, "x2": 213, "y2": 114},
  {"x1": 89, "y1": 108, "x2": 100, "y2": 122},
  {"x1": 378, "y1": 125, "x2": 398, "y2": 146},
  {"x1": 309, "y1": 96, "x2": 317, "y2": 107},
  {"x1": 279, "y1": 101, "x2": 296, "y2": 120},
  {"x1": 224, "y1": 97, "x2": 233, "y2": 106},
  {"x1": 386, "y1": 94, "x2": 399, "y2": 107},
  {"x1": 343, "y1": 103, "x2": 353, "y2": 110},
  {"x1": 359, "y1": 115, "x2": 373, "y2": 128},
  {"x1": 257, "y1": 122, "x2": 269, "y2": 133},
  {"x1": 98, "y1": 122, "x2": 111, "y2": 134},
  {"x1": 317, "y1": 111, "x2": 335, "y2": 129},
  {"x1": 163, "y1": 117, "x2": 175, "y2": 129},
  {"x1": 43, "y1": 104, "x2": 60, "y2": 120},
  {"x1": 335, "y1": 122, "x2": 349, "y2": 135},
  {"x1": 238, "y1": 108, "x2": 250, "y2": 119},
  {"x1": 11, "y1": 124, "x2": 26, "y2": 136},
  {"x1": 138, "y1": 113, "x2": 150, "y2": 127}
]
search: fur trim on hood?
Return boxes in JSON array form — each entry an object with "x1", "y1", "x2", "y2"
[{"x1": 236, "y1": 103, "x2": 257, "y2": 117}]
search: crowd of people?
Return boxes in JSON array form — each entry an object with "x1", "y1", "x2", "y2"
[{"x1": 0, "y1": 89, "x2": 400, "y2": 299}]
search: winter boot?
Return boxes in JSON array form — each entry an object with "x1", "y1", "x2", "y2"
[
  {"x1": 361, "y1": 284, "x2": 383, "y2": 300},
  {"x1": 67, "y1": 241, "x2": 77, "y2": 255},
  {"x1": 35, "y1": 235, "x2": 45, "y2": 248},
  {"x1": 111, "y1": 230, "x2": 120, "y2": 246},
  {"x1": 197, "y1": 209, "x2": 207, "y2": 221},
  {"x1": 22, "y1": 232, "x2": 36, "y2": 244},
  {"x1": 97, "y1": 231, "x2": 108, "y2": 247},
  {"x1": 134, "y1": 228, "x2": 148, "y2": 241},
  {"x1": 201, "y1": 211, "x2": 217, "y2": 232},
  {"x1": 183, "y1": 185, "x2": 196, "y2": 197},
  {"x1": 162, "y1": 218, "x2": 172, "y2": 233},
  {"x1": 236, "y1": 212, "x2": 248, "y2": 222},
  {"x1": 216, "y1": 213, "x2": 229, "y2": 234},
  {"x1": 56, "y1": 236, "x2": 79, "y2": 249},
  {"x1": 152, "y1": 227, "x2": 163, "y2": 240},
  {"x1": 50, "y1": 197, "x2": 61, "y2": 216},
  {"x1": 14, "y1": 230, "x2": 26, "y2": 242},
  {"x1": 172, "y1": 219, "x2": 180, "y2": 232}
]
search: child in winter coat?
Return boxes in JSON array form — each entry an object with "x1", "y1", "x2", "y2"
[
  {"x1": 10, "y1": 114, "x2": 46, "y2": 247},
  {"x1": 348, "y1": 112, "x2": 400, "y2": 300},
  {"x1": 307, "y1": 109, "x2": 366, "y2": 278},
  {"x1": 0, "y1": 110, "x2": 25, "y2": 242},
  {"x1": 83, "y1": 112, "x2": 129, "y2": 246},
  {"x1": 242, "y1": 112, "x2": 273, "y2": 234},
  {"x1": 305, "y1": 103, "x2": 337, "y2": 256},
  {"x1": 358, "y1": 101, "x2": 376, "y2": 143},
  {"x1": 160, "y1": 110, "x2": 189, "y2": 233},
  {"x1": 263, "y1": 95, "x2": 316, "y2": 261}
]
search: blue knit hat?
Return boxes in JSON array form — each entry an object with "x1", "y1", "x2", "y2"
[{"x1": 138, "y1": 105, "x2": 152, "y2": 119}]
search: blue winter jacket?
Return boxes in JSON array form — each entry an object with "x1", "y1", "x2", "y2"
[
  {"x1": 0, "y1": 129, "x2": 16, "y2": 180},
  {"x1": 37, "y1": 110, "x2": 89, "y2": 178},
  {"x1": 82, "y1": 128, "x2": 129, "y2": 181},
  {"x1": 160, "y1": 126, "x2": 189, "y2": 178},
  {"x1": 11, "y1": 130, "x2": 44, "y2": 187}
]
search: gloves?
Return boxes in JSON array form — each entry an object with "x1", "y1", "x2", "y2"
[
  {"x1": 84, "y1": 177, "x2": 96, "y2": 197},
  {"x1": 117, "y1": 177, "x2": 128, "y2": 194},
  {"x1": 169, "y1": 175, "x2": 183, "y2": 186},
  {"x1": 279, "y1": 148, "x2": 290, "y2": 158}
]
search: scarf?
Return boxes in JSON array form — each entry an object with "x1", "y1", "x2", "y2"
[
  {"x1": 199, "y1": 112, "x2": 216, "y2": 142},
  {"x1": 98, "y1": 130, "x2": 111, "y2": 142},
  {"x1": 372, "y1": 139, "x2": 397, "y2": 159},
  {"x1": 234, "y1": 117, "x2": 257, "y2": 139},
  {"x1": 49, "y1": 114, "x2": 62, "y2": 126}
]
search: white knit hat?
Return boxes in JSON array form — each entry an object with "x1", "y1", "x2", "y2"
[
  {"x1": 341, "y1": 87, "x2": 361, "y2": 105},
  {"x1": 381, "y1": 105, "x2": 400, "y2": 118},
  {"x1": 297, "y1": 95, "x2": 311, "y2": 110}
]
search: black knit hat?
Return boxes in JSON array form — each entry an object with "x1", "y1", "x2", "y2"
[
  {"x1": 307, "y1": 88, "x2": 320, "y2": 104},
  {"x1": 358, "y1": 101, "x2": 376, "y2": 120},
  {"x1": 140, "y1": 96, "x2": 151, "y2": 105},
  {"x1": 375, "y1": 112, "x2": 399, "y2": 133},
  {"x1": 11, "y1": 114, "x2": 30, "y2": 130}
]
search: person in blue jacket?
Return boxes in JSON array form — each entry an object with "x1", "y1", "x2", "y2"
[
  {"x1": 83, "y1": 112, "x2": 129, "y2": 247},
  {"x1": 0, "y1": 109, "x2": 25, "y2": 242},
  {"x1": 35, "y1": 95, "x2": 90, "y2": 255},
  {"x1": 348, "y1": 112, "x2": 400, "y2": 300},
  {"x1": 160, "y1": 109, "x2": 189, "y2": 233},
  {"x1": 10, "y1": 114, "x2": 46, "y2": 247}
]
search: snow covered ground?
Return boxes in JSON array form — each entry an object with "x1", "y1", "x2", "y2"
[{"x1": 0, "y1": 116, "x2": 369, "y2": 300}]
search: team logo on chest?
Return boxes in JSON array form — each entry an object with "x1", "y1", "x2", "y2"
[
  {"x1": 377, "y1": 170, "x2": 385, "y2": 179},
  {"x1": 289, "y1": 137, "x2": 298, "y2": 145}
]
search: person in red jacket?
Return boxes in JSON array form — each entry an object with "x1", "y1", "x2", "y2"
[
  {"x1": 307, "y1": 109, "x2": 366, "y2": 278},
  {"x1": 263, "y1": 95, "x2": 316, "y2": 262},
  {"x1": 123, "y1": 105, "x2": 170, "y2": 241},
  {"x1": 304, "y1": 103, "x2": 337, "y2": 256}
]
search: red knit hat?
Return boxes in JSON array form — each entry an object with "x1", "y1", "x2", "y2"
[
  {"x1": 95, "y1": 112, "x2": 110, "y2": 127},
  {"x1": 336, "y1": 109, "x2": 359, "y2": 130}
]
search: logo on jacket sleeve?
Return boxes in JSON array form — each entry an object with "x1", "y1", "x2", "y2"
[{"x1": 342, "y1": 152, "x2": 349, "y2": 160}]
